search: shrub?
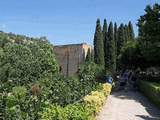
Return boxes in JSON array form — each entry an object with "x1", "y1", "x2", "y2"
[
  {"x1": 102, "y1": 83, "x2": 112, "y2": 96},
  {"x1": 118, "y1": 40, "x2": 143, "y2": 69},
  {"x1": 138, "y1": 67, "x2": 160, "y2": 83},
  {"x1": 2, "y1": 86, "x2": 44, "y2": 119},
  {"x1": 139, "y1": 80, "x2": 160, "y2": 108},
  {"x1": 39, "y1": 83, "x2": 112, "y2": 120},
  {"x1": 0, "y1": 32, "x2": 108, "y2": 119},
  {"x1": 39, "y1": 103, "x2": 92, "y2": 120},
  {"x1": 83, "y1": 83, "x2": 112, "y2": 114}
]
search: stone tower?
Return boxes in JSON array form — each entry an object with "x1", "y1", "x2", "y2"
[{"x1": 54, "y1": 43, "x2": 92, "y2": 76}]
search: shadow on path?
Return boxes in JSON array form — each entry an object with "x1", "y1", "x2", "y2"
[{"x1": 111, "y1": 90, "x2": 160, "y2": 120}]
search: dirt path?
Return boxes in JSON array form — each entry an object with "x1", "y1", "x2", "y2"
[{"x1": 97, "y1": 91, "x2": 160, "y2": 120}]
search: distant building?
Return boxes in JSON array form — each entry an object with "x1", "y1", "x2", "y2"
[{"x1": 54, "y1": 43, "x2": 92, "y2": 76}]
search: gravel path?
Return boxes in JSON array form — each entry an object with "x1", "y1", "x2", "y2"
[{"x1": 97, "y1": 91, "x2": 160, "y2": 120}]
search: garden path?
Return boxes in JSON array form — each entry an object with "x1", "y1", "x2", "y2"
[{"x1": 97, "y1": 91, "x2": 160, "y2": 120}]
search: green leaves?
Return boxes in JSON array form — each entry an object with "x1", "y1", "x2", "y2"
[
  {"x1": 94, "y1": 19, "x2": 105, "y2": 66},
  {"x1": 0, "y1": 26, "x2": 104, "y2": 120},
  {"x1": 0, "y1": 33, "x2": 58, "y2": 92},
  {"x1": 39, "y1": 103, "x2": 92, "y2": 120},
  {"x1": 138, "y1": 3, "x2": 160, "y2": 67}
]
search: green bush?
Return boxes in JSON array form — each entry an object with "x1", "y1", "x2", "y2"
[
  {"x1": 39, "y1": 103, "x2": 92, "y2": 120},
  {"x1": 118, "y1": 40, "x2": 144, "y2": 69},
  {"x1": 0, "y1": 32, "x2": 106, "y2": 119},
  {"x1": 38, "y1": 62, "x2": 104, "y2": 106},
  {"x1": 40, "y1": 83, "x2": 112, "y2": 120},
  {"x1": 139, "y1": 80, "x2": 160, "y2": 108},
  {"x1": 1, "y1": 86, "x2": 44, "y2": 120},
  {"x1": 0, "y1": 34, "x2": 58, "y2": 92}
]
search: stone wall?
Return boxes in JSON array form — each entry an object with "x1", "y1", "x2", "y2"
[{"x1": 54, "y1": 43, "x2": 92, "y2": 76}]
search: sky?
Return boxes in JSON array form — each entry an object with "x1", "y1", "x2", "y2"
[{"x1": 0, "y1": 0, "x2": 159, "y2": 45}]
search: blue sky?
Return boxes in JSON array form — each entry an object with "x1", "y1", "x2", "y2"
[{"x1": 0, "y1": 0, "x2": 159, "y2": 45}]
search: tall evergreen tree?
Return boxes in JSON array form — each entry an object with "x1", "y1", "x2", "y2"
[
  {"x1": 124, "y1": 24, "x2": 129, "y2": 43},
  {"x1": 117, "y1": 23, "x2": 125, "y2": 56},
  {"x1": 114, "y1": 23, "x2": 118, "y2": 56},
  {"x1": 103, "y1": 19, "x2": 108, "y2": 68},
  {"x1": 93, "y1": 19, "x2": 105, "y2": 66},
  {"x1": 107, "y1": 22, "x2": 116, "y2": 72},
  {"x1": 114, "y1": 23, "x2": 118, "y2": 70},
  {"x1": 128, "y1": 21, "x2": 135, "y2": 40},
  {"x1": 103, "y1": 19, "x2": 108, "y2": 42}
]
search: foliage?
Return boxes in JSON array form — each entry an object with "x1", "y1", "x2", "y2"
[
  {"x1": 83, "y1": 83, "x2": 112, "y2": 115},
  {"x1": 137, "y1": 3, "x2": 160, "y2": 67},
  {"x1": 119, "y1": 3, "x2": 160, "y2": 69},
  {"x1": 117, "y1": 24, "x2": 125, "y2": 56},
  {"x1": 118, "y1": 40, "x2": 142, "y2": 68},
  {"x1": 107, "y1": 22, "x2": 116, "y2": 72},
  {"x1": 0, "y1": 57, "x2": 104, "y2": 119},
  {"x1": 128, "y1": 21, "x2": 135, "y2": 40},
  {"x1": 78, "y1": 62, "x2": 104, "y2": 83},
  {"x1": 94, "y1": 19, "x2": 135, "y2": 71},
  {"x1": 138, "y1": 67, "x2": 160, "y2": 83},
  {"x1": 0, "y1": 32, "x2": 58, "y2": 92},
  {"x1": 103, "y1": 20, "x2": 109, "y2": 69},
  {"x1": 39, "y1": 83, "x2": 112, "y2": 120},
  {"x1": 1, "y1": 86, "x2": 43, "y2": 120},
  {"x1": 103, "y1": 19, "x2": 108, "y2": 68},
  {"x1": 124, "y1": 24, "x2": 129, "y2": 43},
  {"x1": 139, "y1": 80, "x2": 160, "y2": 109},
  {"x1": 94, "y1": 19, "x2": 105, "y2": 66},
  {"x1": 114, "y1": 23, "x2": 118, "y2": 64},
  {"x1": 37, "y1": 62, "x2": 104, "y2": 106},
  {"x1": 39, "y1": 103, "x2": 92, "y2": 120},
  {"x1": 0, "y1": 31, "x2": 60, "y2": 119}
]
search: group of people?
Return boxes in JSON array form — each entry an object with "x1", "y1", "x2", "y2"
[
  {"x1": 104, "y1": 67, "x2": 140, "y2": 91},
  {"x1": 118, "y1": 68, "x2": 139, "y2": 91}
]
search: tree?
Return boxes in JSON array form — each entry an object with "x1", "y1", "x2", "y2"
[
  {"x1": 119, "y1": 41, "x2": 142, "y2": 68},
  {"x1": 128, "y1": 21, "x2": 135, "y2": 40},
  {"x1": 137, "y1": 3, "x2": 160, "y2": 66},
  {"x1": 124, "y1": 24, "x2": 129, "y2": 43},
  {"x1": 0, "y1": 33, "x2": 59, "y2": 92},
  {"x1": 117, "y1": 24, "x2": 125, "y2": 56},
  {"x1": 114, "y1": 23, "x2": 118, "y2": 70},
  {"x1": 103, "y1": 19, "x2": 108, "y2": 68},
  {"x1": 107, "y1": 22, "x2": 116, "y2": 72},
  {"x1": 93, "y1": 19, "x2": 105, "y2": 66}
]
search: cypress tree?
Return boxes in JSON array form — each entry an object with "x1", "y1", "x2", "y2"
[
  {"x1": 103, "y1": 19, "x2": 108, "y2": 68},
  {"x1": 114, "y1": 23, "x2": 118, "y2": 56},
  {"x1": 117, "y1": 23, "x2": 125, "y2": 56},
  {"x1": 107, "y1": 22, "x2": 116, "y2": 72},
  {"x1": 114, "y1": 23, "x2": 118, "y2": 70},
  {"x1": 124, "y1": 24, "x2": 129, "y2": 43},
  {"x1": 93, "y1": 19, "x2": 105, "y2": 66},
  {"x1": 128, "y1": 21, "x2": 135, "y2": 40}
]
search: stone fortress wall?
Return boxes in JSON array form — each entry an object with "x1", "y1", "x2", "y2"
[{"x1": 54, "y1": 43, "x2": 92, "y2": 76}]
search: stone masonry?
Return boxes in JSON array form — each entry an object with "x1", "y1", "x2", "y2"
[{"x1": 54, "y1": 43, "x2": 92, "y2": 76}]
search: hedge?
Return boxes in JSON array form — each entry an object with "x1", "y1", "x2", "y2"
[
  {"x1": 39, "y1": 83, "x2": 112, "y2": 120},
  {"x1": 139, "y1": 80, "x2": 160, "y2": 109}
]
